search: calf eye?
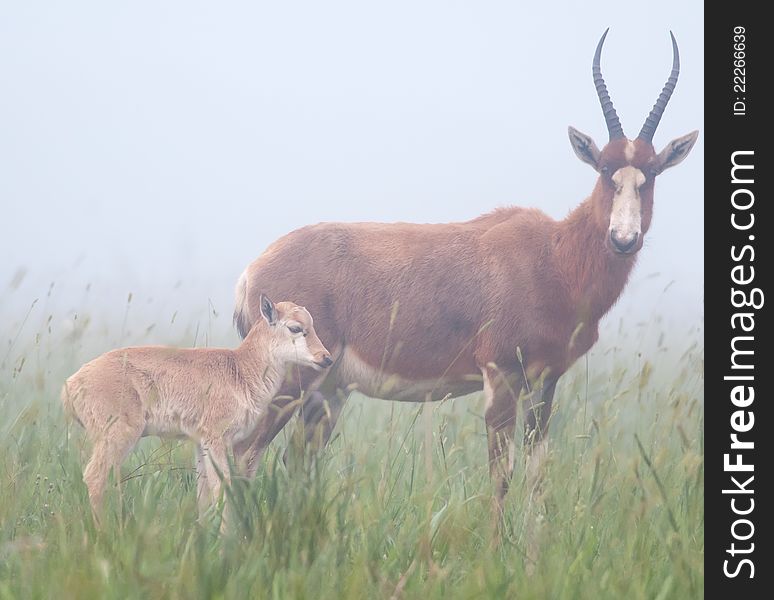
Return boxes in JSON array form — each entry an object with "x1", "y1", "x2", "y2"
[{"x1": 288, "y1": 325, "x2": 303, "y2": 334}]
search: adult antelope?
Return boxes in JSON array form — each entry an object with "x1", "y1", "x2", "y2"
[
  {"x1": 63, "y1": 296, "x2": 331, "y2": 528},
  {"x1": 232, "y1": 31, "x2": 698, "y2": 509}
]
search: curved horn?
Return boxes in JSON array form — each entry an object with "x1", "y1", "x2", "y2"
[
  {"x1": 593, "y1": 28, "x2": 625, "y2": 140},
  {"x1": 638, "y1": 32, "x2": 680, "y2": 143}
]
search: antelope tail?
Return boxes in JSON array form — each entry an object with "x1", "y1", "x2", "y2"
[
  {"x1": 60, "y1": 381, "x2": 83, "y2": 428},
  {"x1": 233, "y1": 269, "x2": 252, "y2": 339}
]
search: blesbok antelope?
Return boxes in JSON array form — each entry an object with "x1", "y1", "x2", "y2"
[
  {"x1": 232, "y1": 30, "x2": 698, "y2": 510},
  {"x1": 62, "y1": 295, "x2": 332, "y2": 527}
]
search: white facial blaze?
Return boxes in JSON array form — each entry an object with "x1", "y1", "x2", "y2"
[
  {"x1": 609, "y1": 166, "x2": 645, "y2": 243},
  {"x1": 624, "y1": 140, "x2": 636, "y2": 162}
]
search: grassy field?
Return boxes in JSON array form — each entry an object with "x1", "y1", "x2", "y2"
[{"x1": 0, "y1": 292, "x2": 703, "y2": 599}]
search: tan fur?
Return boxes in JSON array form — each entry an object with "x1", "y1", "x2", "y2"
[{"x1": 62, "y1": 299, "x2": 330, "y2": 529}]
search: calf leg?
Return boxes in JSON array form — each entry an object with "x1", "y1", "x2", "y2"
[
  {"x1": 83, "y1": 422, "x2": 142, "y2": 527},
  {"x1": 195, "y1": 445, "x2": 211, "y2": 516},
  {"x1": 201, "y1": 438, "x2": 231, "y2": 533},
  {"x1": 83, "y1": 439, "x2": 111, "y2": 525}
]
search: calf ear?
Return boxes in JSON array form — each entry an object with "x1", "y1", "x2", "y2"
[
  {"x1": 568, "y1": 126, "x2": 601, "y2": 171},
  {"x1": 259, "y1": 294, "x2": 278, "y2": 326},
  {"x1": 654, "y1": 130, "x2": 699, "y2": 174}
]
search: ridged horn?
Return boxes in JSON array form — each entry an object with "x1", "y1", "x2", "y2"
[
  {"x1": 638, "y1": 32, "x2": 680, "y2": 143},
  {"x1": 593, "y1": 28, "x2": 625, "y2": 140}
]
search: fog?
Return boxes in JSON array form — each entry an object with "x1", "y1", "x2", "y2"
[{"x1": 1, "y1": 1, "x2": 703, "y2": 347}]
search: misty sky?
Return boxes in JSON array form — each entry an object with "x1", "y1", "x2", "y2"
[{"x1": 1, "y1": 1, "x2": 703, "y2": 341}]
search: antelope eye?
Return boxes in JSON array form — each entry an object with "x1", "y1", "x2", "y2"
[
  {"x1": 288, "y1": 325, "x2": 303, "y2": 334},
  {"x1": 600, "y1": 165, "x2": 611, "y2": 176}
]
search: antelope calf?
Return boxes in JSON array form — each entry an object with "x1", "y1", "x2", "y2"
[{"x1": 62, "y1": 295, "x2": 332, "y2": 527}]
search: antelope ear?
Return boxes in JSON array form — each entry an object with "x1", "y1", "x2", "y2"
[
  {"x1": 568, "y1": 126, "x2": 601, "y2": 171},
  {"x1": 654, "y1": 130, "x2": 699, "y2": 174},
  {"x1": 259, "y1": 294, "x2": 278, "y2": 326}
]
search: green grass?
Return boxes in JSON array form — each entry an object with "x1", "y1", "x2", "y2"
[{"x1": 0, "y1": 299, "x2": 703, "y2": 599}]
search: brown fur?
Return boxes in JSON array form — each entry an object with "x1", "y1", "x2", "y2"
[{"x1": 63, "y1": 299, "x2": 330, "y2": 529}]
